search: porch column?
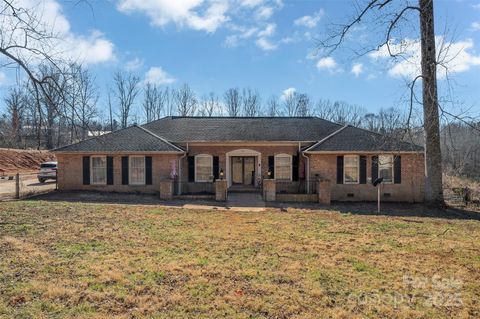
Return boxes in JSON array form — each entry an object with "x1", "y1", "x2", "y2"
[
  {"x1": 160, "y1": 180, "x2": 174, "y2": 200},
  {"x1": 215, "y1": 180, "x2": 228, "y2": 201},
  {"x1": 263, "y1": 179, "x2": 276, "y2": 202},
  {"x1": 317, "y1": 179, "x2": 331, "y2": 205}
]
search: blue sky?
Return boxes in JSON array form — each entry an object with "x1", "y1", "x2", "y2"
[{"x1": 1, "y1": 0, "x2": 480, "y2": 118}]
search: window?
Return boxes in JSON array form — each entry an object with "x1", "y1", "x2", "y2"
[
  {"x1": 379, "y1": 155, "x2": 394, "y2": 183},
  {"x1": 91, "y1": 156, "x2": 106, "y2": 185},
  {"x1": 344, "y1": 155, "x2": 359, "y2": 184},
  {"x1": 195, "y1": 154, "x2": 213, "y2": 182},
  {"x1": 129, "y1": 156, "x2": 145, "y2": 185},
  {"x1": 275, "y1": 154, "x2": 292, "y2": 180}
]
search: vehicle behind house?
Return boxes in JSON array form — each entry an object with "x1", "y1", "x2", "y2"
[{"x1": 38, "y1": 162, "x2": 58, "y2": 183}]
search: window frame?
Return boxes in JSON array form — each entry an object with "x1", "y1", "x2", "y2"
[
  {"x1": 90, "y1": 155, "x2": 107, "y2": 185},
  {"x1": 378, "y1": 154, "x2": 394, "y2": 184},
  {"x1": 195, "y1": 154, "x2": 213, "y2": 183},
  {"x1": 274, "y1": 153, "x2": 292, "y2": 181},
  {"x1": 343, "y1": 155, "x2": 360, "y2": 184},
  {"x1": 129, "y1": 155, "x2": 146, "y2": 186}
]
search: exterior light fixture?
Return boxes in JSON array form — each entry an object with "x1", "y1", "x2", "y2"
[
  {"x1": 220, "y1": 168, "x2": 224, "y2": 180},
  {"x1": 267, "y1": 169, "x2": 272, "y2": 178}
]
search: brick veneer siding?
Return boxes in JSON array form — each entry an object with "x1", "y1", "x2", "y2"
[
  {"x1": 56, "y1": 153, "x2": 181, "y2": 194},
  {"x1": 309, "y1": 153, "x2": 425, "y2": 202}
]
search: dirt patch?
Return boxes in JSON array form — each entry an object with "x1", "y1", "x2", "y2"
[{"x1": 0, "y1": 148, "x2": 56, "y2": 175}]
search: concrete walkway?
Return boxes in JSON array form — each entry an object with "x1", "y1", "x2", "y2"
[{"x1": 227, "y1": 192, "x2": 265, "y2": 212}]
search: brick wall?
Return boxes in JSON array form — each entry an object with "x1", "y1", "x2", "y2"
[
  {"x1": 56, "y1": 153, "x2": 180, "y2": 194},
  {"x1": 309, "y1": 153, "x2": 425, "y2": 202}
]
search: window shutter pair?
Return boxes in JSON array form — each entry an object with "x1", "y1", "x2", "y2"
[
  {"x1": 268, "y1": 156, "x2": 275, "y2": 179},
  {"x1": 83, "y1": 156, "x2": 114, "y2": 185},
  {"x1": 371, "y1": 155, "x2": 401, "y2": 184},
  {"x1": 336, "y1": 155, "x2": 367, "y2": 184},
  {"x1": 120, "y1": 156, "x2": 152, "y2": 185}
]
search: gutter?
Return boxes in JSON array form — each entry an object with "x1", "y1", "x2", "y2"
[
  {"x1": 177, "y1": 143, "x2": 188, "y2": 195},
  {"x1": 300, "y1": 142, "x2": 310, "y2": 194}
]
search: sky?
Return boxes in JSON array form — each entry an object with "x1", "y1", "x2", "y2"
[{"x1": 1, "y1": 0, "x2": 480, "y2": 119}]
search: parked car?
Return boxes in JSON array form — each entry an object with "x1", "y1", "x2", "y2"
[{"x1": 37, "y1": 162, "x2": 58, "y2": 183}]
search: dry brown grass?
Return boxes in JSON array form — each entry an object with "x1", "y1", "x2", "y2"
[{"x1": 0, "y1": 200, "x2": 479, "y2": 318}]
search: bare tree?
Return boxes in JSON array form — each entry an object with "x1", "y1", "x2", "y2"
[
  {"x1": 266, "y1": 95, "x2": 281, "y2": 117},
  {"x1": 112, "y1": 71, "x2": 140, "y2": 128},
  {"x1": 296, "y1": 93, "x2": 312, "y2": 117},
  {"x1": 4, "y1": 87, "x2": 26, "y2": 144},
  {"x1": 174, "y1": 83, "x2": 197, "y2": 116},
  {"x1": 199, "y1": 92, "x2": 219, "y2": 117},
  {"x1": 241, "y1": 88, "x2": 262, "y2": 116},
  {"x1": 318, "y1": 0, "x2": 445, "y2": 205},
  {"x1": 224, "y1": 88, "x2": 241, "y2": 117},
  {"x1": 283, "y1": 91, "x2": 299, "y2": 116}
]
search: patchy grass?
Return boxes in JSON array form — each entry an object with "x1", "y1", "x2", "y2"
[{"x1": 0, "y1": 201, "x2": 479, "y2": 318}]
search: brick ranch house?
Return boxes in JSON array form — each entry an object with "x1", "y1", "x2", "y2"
[{"x1": 53, "y1": 117, "x2": 425, "y2": 203}]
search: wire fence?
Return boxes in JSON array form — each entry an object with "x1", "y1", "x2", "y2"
[{"x1": 0, "y1": 172, "x2": 57, "y2": 201}]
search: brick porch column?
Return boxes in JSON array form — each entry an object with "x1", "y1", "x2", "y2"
[
  {"x1": 263, "y1": 179, "x2": 276, "y2": 202},
  {"x1": 215, "y1": 180, "x2": 228, "y2": 201},
  {"x1": 160, "y1": 180, "x2": 174, "y2": 200},
  {"x1": 317, "y1": 179, "x2": 331, "y2": 205}
]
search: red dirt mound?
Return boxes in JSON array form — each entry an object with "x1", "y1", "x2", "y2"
[{"x1": 0, "y1": 148, "x2": 56, "y2": 175}]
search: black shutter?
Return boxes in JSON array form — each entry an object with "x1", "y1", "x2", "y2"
[
  {"x1": 394, "y1": 155, "x2": 401, "y2": 184},
  {"x1": 145, "y1": 156, "x2": 153, "y2": 185},
  {"x1": 82, "y1": 156, "x2": 90, "y2": 185},
  {"x1": 268, "y1": 156, "x2": 275, "y2": 179},
  {"x1": 292, "y1": 155, "x2": 299, "y2": 181},
  {"x1": 336, "y1": 155, "x2": 344, "y2": 184},
  {"x1": 121, "y1": 156, "x2": 129, "y2": 185},
  {"x1": 372, "y1": 155, "x2": 378, "y2": 182},
  {"x1": 188, "y1": 156, "x2": 195, "y2": 182},
  {"x1": 359, "y1": 155, "x2": 367, "y2": 184},
  {"x1": 107, "y1": 156, "x2": 114, "y2": 185},
  {"x1": 213, "y1": 156, "x2": 219, "y2": 180}
]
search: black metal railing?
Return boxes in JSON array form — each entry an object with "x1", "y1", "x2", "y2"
[
  {"x1": 175, "y1": 181, "x2": 215, "y2": 195},
  {"x1": 275, "y1": 180, "x2": 317, "y2": 194}
]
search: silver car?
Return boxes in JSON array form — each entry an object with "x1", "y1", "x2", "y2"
[{"x1": 37, "y1": 162, "x2": 57, "y2": 183}]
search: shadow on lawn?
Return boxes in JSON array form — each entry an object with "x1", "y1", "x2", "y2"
[{"x1": 28, "y1": 190, "x2": 480, "y2": 221}]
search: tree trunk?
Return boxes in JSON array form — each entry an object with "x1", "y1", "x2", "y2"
[{"x1": 419, "y1": 0, "x2": 444, "y2": 206}]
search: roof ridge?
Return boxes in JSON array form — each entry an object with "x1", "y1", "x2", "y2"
[
  {"x1": 137, "y1": 125, "x2": 185, "y2": 152},
  {"x1": 303, "y1": 125, "x2": 349, "y2": 153}
]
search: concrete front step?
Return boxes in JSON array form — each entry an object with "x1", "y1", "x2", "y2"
[{"x1": 228, "y1": 186, "x2": 262, "y2": 193}]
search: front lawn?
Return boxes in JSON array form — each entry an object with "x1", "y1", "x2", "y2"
[{"x1": 0, "y1": 201, "x2": 479, "y2": 318}]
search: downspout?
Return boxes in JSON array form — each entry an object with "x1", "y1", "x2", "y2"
[
  {"x1": 178, "y1": 143, "x2": 188, "y2": 195},
  {"x1": 300, "y1": 142, "x2": 310, "y2": 194}
]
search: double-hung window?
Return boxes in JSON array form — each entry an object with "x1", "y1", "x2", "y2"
[
  {"x1": 195, "y1": 154, "x2": 213, "y2": 182},
  {"x1": 129, "y1": 156, "x2": 146, "y2": 185},
  {"x1": 379, "y1": 155, "x2": 394, "y2": 183},
  {"x1": 344, "y1": 155, "x2": 359, "y2": 184},
  {"x1": 275, "y1": 154, "x2": 292, "y2": 181},
  {"x1": 91, "y1": 156, "x2": 106, "y2": 185}
]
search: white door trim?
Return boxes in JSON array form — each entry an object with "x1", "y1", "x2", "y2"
[{"x1": 225, "y1": 149, "x2": 262, "y2": 187}]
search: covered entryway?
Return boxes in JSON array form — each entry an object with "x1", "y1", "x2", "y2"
[
  {"x1": 226, "y1": 149, "x2": 262, "y2": 188},
  {"x1": 231, "y1": 156, "x2": 255, "y2": 185}
]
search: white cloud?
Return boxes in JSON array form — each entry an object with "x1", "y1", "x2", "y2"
[
  {"x1": 316, "y1": 57, "x2": 337, "y2": 70},
  {"x1": 471, "y1": 21, "x2": 480, "y2": 31},
  {"x1": 294, "y1": 10, "x2": 324, "y2": 28},
  {"x1": 118, "y1": 0, "x2": 229, "y2": 33},
  {"x1": 241, "y1": 0, "x2": 265, "y2": 7},
  {"x1": 255, "y1": 6, "x2": 273, "y2": 20},
  {"x1": 144, "y1": 66, "x2": 176, "y2": 85},
  {"x1": 125, "y1": 57, "x2": 144, "y2": 71},
  {"x1": 256, "y1": 37, "x2": 277, "y2": 51},
  {"x1": 257, "y1": 23, "x2": 276, "y2": 37},
  {"x1": 473, "y1": 3, "x2": 480, "y2": 10},
  {"x1": 369, "y1": 37, "x2": 480, "y2": 79},
  {"x1": 1, "y1": 0, "x2": 114, "y2": 65},
  {"x1": 351, "y1": 63, "x2": 364, "y2": 77},
  {"x1": 281, "y1": 87, "x2": 296, "y2": 101}
]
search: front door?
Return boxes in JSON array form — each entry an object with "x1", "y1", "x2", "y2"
[{"x1": 231, "y1": 156, "x2": 255, "y2": 185}]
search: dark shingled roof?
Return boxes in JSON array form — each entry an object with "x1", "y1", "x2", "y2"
[
  {"x1": 54, "y1": 125, "x2": 183, "y2": 153},
  {"x1": 305, "y1": 125, "x2": 423, "y2": 152},
  {"x1": 142, "y1": 117, "x2": 342, "y2": 142}
]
